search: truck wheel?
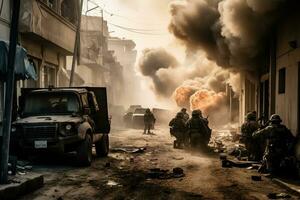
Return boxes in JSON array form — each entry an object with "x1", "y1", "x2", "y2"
[
  {"x1": 76, "y1": 134, "x2": 93, "y2": 166},
  {"x1": 95, "y1": 134, "x2": 109, "y2": 157}
]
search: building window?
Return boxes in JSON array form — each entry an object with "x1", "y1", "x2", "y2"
[
  {"x1": 278, "y1": 67, "x2": 286, "y2": 94},
  {"x1": 61, "y1": 0, "x2": 77, "y2": 24}
]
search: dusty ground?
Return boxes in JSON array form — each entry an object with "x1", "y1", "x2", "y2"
[{"x1": 19, "y1": 126, "x2": 299, "y2": 200}]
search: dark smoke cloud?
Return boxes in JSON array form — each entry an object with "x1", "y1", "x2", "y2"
[
  {"x1": 138, "y1": 48, "x2": 179, "y2": 97},
  {"x1": 169, "y1": 0, "x2": 287, "y2": 69}
]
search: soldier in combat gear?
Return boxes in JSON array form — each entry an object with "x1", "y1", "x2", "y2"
[
  {"x1": 144, "y1": 108, "x2": 156, "y2": 134},
  {"x1": 181, "y1": 108, "x2": 190, "y2": 123},
  {"x1": 186, "y1": 110, "x2": 210, "y2": 150},
  {"x1": 169, "y1": 112, "x2": 187, "y2": 148},
  {"x1": 253, "y1": 114, "x2": 295, "y2": 174},
  {"x1": 241, "y1": 112, "x2": 259, "y2": 160}
]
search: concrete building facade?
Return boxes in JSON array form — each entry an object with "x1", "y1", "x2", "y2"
[
  {"x1": 239, "y1": 6, "x2": 300, "y2": 136},
  {"x1": 108, "y1": 37, "x2": 137, "y2": 105},
  {"x1": 19, "y1": 0, "x2": 79, "y2": 89}
]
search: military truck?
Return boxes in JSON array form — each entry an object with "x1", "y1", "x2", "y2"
[{"x1": 10, "y1": 87, "x2": 110, "y2": 166}]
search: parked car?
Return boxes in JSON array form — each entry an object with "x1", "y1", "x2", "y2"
[{"x1": 10, "y1": 87, "x2": 110, "y2": 166}]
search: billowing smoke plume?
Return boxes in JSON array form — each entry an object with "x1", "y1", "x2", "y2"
[
  {"x1": 169, "y1": 0, "x2": 286, "y2": 69},
  {"x1": 138, "y1": 48, "x2": 239, "y2": 126},
  {"x1": 138, "y1": 48, "x2": 179, "y2": 97}
]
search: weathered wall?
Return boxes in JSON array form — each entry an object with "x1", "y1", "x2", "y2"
[
  {"x1": 19, "y1": 0, "x2": 76, "y2": 54},
  {"x1": 239, "y1": 72, "x2": 258, "y2": 125},
  {"x1": 276, "y1": 10, "x2": 300, "y2": 135}
]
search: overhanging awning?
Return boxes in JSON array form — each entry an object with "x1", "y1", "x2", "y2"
[{"x1": 0, "y1": 40, "x2": 37, "y2": 80}]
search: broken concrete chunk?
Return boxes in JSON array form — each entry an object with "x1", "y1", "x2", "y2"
[
  {"x1": 222, "y1": 160, "x2": 232, "y2": 168},
  {"x1": 267, "y1": 193, "x2": 291, "y2": 199},
  {"x1": 173, "y1": 167, "x2": 184, "y2": 178},
  {"x1": 219, "y1": 154, "x2": 227, "y2": 160}
]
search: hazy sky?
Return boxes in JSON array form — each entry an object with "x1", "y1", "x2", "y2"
[
  {"x1": 87, "y1": 0, "x2": 174, "y2": 51},
  {"x1": 85, "y1": 0, "x2": 180, "y2": 108}
]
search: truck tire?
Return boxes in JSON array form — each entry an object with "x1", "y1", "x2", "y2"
[
  {"x1": 95, "y1": 134, "x2": 109, "y2": 157},
  {"x1": 76, "y1": 134, "x2": 93, "y2": 166}
]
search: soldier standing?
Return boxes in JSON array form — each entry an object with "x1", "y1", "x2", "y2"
[
  {"x1": 186, "y1": 110, "x2": 210, "y2": 150},
  {"x1": 181, "y1": 108, "x2": 190, "y2": 123},
  {"x1": 169, "y1": 112, "x2": 187, "y2": 148},
  {"x1": 144, "y1": 108, "x2": 156, "y2": 134},
  {"x1": 253, "y1": 114, "x2": 295, "y2": 174},
  {"x1": 241, "y1": 112, "x2": 259, "y2": 160}
]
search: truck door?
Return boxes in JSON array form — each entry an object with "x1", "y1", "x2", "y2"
[{"x1": 87, "y1": 89, "x2": 110, "y2": 134}]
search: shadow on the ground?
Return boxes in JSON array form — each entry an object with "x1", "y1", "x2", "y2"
[{"x1": 91, "y1": 169, "x2": 206, "y2": 200}]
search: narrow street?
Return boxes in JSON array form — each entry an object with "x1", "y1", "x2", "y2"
[{"x1": 19, "y1": 127, "x2": 297, "y2": 200}]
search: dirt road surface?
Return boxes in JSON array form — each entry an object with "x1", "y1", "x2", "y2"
[{"x1": 20, "y1": 126, "x2": 298, "y2": 200}]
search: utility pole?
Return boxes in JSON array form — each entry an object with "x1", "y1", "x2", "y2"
[
  {"x1": 101, "y1": 9, "x2": 104, "y2": 66},
  {"x1": 69, "y1": 0, "x2": 84, "y2": 87},
  {"x1": 0, "y1": 0, "x2": 21, "y2": 184}
]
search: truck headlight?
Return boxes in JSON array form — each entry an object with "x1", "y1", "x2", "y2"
[{"x1": 65, "y1": 124, "x2": 72, "y2": 131}]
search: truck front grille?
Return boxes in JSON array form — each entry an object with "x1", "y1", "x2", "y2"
[{"x1": 24, "y1": 125, "x2": 57, "y2": 139}]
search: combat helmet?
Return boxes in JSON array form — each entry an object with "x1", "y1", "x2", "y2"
[
  {"x1": 192, "y1": 110, "x2": 200, "y2": 117},
  {"x1": 269, "y1": 114, "x2": 282, "y2": 124},
  {"x1": 176, "y1": 112, "x2": 184, "y2": 118},
  {"x1": 181, "y1": 108, "x2": 187, "y2": 113},
  {"x1": 246, "y1": 112, "x2": 256, "y2": 121}
]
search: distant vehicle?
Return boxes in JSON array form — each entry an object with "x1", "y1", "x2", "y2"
[
  {"x1": 10, "y1": 87, "x2": 110, "y2": 166},
  {"x1": 123, "y1": 105, "x2": 142, "y2": 128},
  {"x1": 132, "y1": 108, "x2": 148, "y2": 129}
]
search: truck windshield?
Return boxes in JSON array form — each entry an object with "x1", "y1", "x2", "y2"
[{"x1": 23, "y1": 92, "x2": 80, "y2": 116}]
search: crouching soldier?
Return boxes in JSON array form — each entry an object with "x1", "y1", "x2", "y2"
[
  {"x1": 169, "y1": 112, "x2": 187, "y2": 149},
  {"x1": 241, "y1": 112, "x2": 259, "y2": 160},
  {"x1": 144, "y1": 108, "x2": 156, "y2": 134},
  {"x1": 253, "y1": 114, "x2": 295, "y2": 174},
  {"x1": 186, "y1": 110, "x2": 210, "y2": 150}
]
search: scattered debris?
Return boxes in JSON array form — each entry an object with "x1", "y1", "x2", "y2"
[
  {"x1": 247, "y1": 165, "x2": 260, "y2": 170},
  {"x1": 147, "y1": 168, "x2": 185, "y2": 179},
  {"x1": 267, "y1": 193, "x2": 291, "y2": 199},
  {"x1": 107, "y1": 180, "x2": 120, "y2": 187},
  {"x1": 221, "y1": 159, "x2": 258, "y2": 168},
  {"x1": 227, "y1": 145, "x2": 248, "y2": 158},
  {"x1": 171, "y1": 156, "x2": 184, "y2": 160},
  {"x1": 219, "y1": 153, "x2": 227, "y2": 160},
  {"x1": 18, "y1": 170, "x2": 27, "y2": 175},
  {"x1": 111, "y1": 147, "x2": 147, "y2": 154},
  {"x1": 222, "y1": 160, "x2": 232, "y2": 168},
  {"x1": 251, "y1": 175, "x2": 262, "y2": 181},
  {"x1": 173, "y1": 167, "x2": 185, "y2": 178},
  {"x1": 104, "y1": 162, "x2": 111, "y2": 168}
]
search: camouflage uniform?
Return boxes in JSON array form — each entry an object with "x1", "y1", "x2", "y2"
[
  {"x1": 253, "y1": 114, "x2": 295, "y2": 174},
  {"x1": 144, "y1": 109, "x2": 156, "y2": 134},
  {"x1": 241, "y1": 113, "x2": 259, "y2": 160},
  {"x1": 186, "y1": 110, "x2": 210, "y2": 149},
  {"x1": 169, "y1": 112, "x2": 187, "y2": 148}
]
